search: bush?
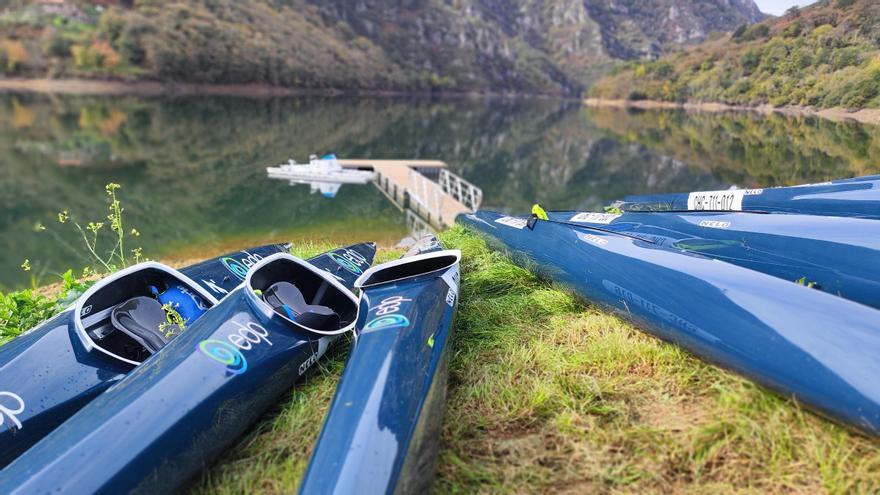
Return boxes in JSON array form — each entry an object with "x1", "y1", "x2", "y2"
[
  {"x1": 71, "y1": 41, "x2": 121, "y2": 70},
  {"x1": 832, "y1": 48, "x2": 860, "y2": 70},
  {"x1": 741, "y1": 49, "x2": 760, "y2": 74},
  {"x1": 0, "y1": 290, "x2": 58, "y2": 344},
  {"x1": 45, "y1": 30, "x2": 71, "y2": 58},
  {"x1": 3, "y1": 40, "x2": 29, "y2": 72},
  {"x1": 735, "y1": 24, "x2": 771, "y2": 43}
]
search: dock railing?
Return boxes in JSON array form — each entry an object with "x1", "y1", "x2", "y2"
[{"x1": 439, "y1": 169, "x2": 482, "y2": 211}]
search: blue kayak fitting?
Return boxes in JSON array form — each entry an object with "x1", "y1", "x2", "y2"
[
  {"x1": 0, "y1": 242, "x2": 376, "y2": 494},
  {"x1": 299, "y1": 236, "x2": 460, "y2": 495},
  {"x1": 613, "y1": 176, "x2": 880, "y2": 219},
  {"x1": 0, "y1": 243, "x2": 288, "y2": 467},
  {"x1": 544, "y1": 209, "x2": 880, "y2": 310},
  {"x1": 459, "y1": 210, "x2": 880, "y2": 436}
]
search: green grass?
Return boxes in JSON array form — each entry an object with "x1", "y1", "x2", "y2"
[{"x1": 192, "y1": 227, "x2": 880, "y2": 494}]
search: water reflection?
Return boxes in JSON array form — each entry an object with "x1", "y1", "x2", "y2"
[{"x1": 1, "y1": 94, "x2": 878, "y2": 289}]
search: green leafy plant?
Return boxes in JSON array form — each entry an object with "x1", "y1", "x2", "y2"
[
  {"x1": 53, "y1": 269, "x2": 96, "y2": 310},
  {"x1": 32, "y1": 182, "x2": 143, "y2": 276},
  {"x1": 795, "y1": 276, "x2": 819, "y2": 289},
  {"x1": 3, "y1": 183, "x2": 145, "y2": 345},
  {"x1": 159, "y1": 302, "x2": 187, "y2": 338},
  {"x1": 0, "y1": 290, "x2": 58, "y2": 344}
]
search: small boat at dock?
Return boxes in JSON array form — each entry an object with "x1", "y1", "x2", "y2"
[{"x1": 267, "y1": 154, "x2": 375, "y2": 186}]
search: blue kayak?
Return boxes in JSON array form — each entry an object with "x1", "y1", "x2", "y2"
[
  {"x1": 0, "y1": 243, "x2": 288, "y2": 467},
  {"x1": 544, "y1": 209, "x2": 880, "y2": 309},
  {"x1": 0, "y1": 243, "x2": 376, "y2": 494},
  {"x1": 299, "y1": 236, "x2": 460, "y2": 495},
  {"x1": 613, "y1": 176, "x2": 880, "y2": 219},
  {"x1": 459, "y1": 211, "x2": 880, "y2": 435}
]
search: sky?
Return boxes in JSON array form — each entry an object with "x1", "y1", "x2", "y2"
[{"x1": 753, "y1": 0, "x2": 817, "y2": 16}]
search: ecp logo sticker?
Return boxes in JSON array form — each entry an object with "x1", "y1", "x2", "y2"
[
  {"x1": 364, "y1": 295, "x2": 411, "y2": 332},
  {"x1": 221, "y1": 251, "x2": 265, "y2": 280},
  {"x1": 197, "y1": 321, "x2": 273, "y2": 375},
  {"x1": 328, "y1": 249, "x2": 367, "y2": 275},
  {"x1": 198, "y1": 340, "x2": 248, "y2": 375},
  {"x1": 364, "y1": 313, "x2": 410, "y2": 330},
  {"x1": 221, "y1": 257, "x2": 249, "y2": 280}
]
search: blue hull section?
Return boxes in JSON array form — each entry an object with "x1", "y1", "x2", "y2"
[
  {"x1": 299, "y1": 241, "x2": 460, "y2": 495},
  {"x1": 180, "y1": 244, "x2": 290, "y2": 297},
  {"x1": 0, "y1": 244, "x2": 288, "y2": 467},
  {"x1": 0, "y1": 243, "x2": 375, "y2": 494},
  {"x1": 546, "y1": 210, "x2": 880, "y2": 309},
  {"x1": 615, "y1": 176, "x2": 880, "y2": 219},
  {"x1": 459, "y1": 211, "x2": 880, "y2": 435}
]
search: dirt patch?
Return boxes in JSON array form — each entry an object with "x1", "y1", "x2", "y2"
[{"x1": 637, "y1": 396, "x2": 709, "y2": 432}]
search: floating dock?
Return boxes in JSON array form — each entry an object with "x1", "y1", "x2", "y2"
[{"x1": 337, "y1": 159, "x2": 481, "y2": 229}]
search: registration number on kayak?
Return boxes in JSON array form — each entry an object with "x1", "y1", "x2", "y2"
[
  {"x1": 687, "y1": 189, "x2": 763, "y2": 211},
  {"x1": 687, "y1": 190, "x2": 744, "y2": 211},
  {"x1": 495, "y1": 216, "x2": 528, "y2": 229}
]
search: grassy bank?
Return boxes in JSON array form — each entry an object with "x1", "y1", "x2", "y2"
[
  {"x1": 2, "y1": 227, "x2": 878, "y2": 492},
  {"x1": 190, "y1": 227, "x2": 880, "y2": 494}
]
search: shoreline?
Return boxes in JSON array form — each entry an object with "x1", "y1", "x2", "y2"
[
  {"x1": 6, "y1": 78, "x2": 876, "y2": 126},
  {"x1": 583, "y1": 97, "x2": 880, "y2": 126},
  {"x1": 0, "y1": 77, "x2": 574, "y2": 100}
]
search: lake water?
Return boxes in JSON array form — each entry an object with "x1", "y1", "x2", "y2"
[{"x1": 2, "y1": 93, "x2": 878, "y2": 290}]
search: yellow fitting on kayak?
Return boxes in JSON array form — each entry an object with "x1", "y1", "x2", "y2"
[{"x1": 531, "y1": 204, "x2": 548, "y2": 220}]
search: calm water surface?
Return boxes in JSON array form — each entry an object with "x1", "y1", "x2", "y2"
[{"x1": 2, "y1": 93, "x2": 878, "y2": 289}]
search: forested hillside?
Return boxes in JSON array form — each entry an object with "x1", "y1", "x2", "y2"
[
  {"x1": 0, "y1": 0, "x2": 762, "y2": 94},
  {"x1": 590, "y1": 0, "x2": 880, "y2": 109}
]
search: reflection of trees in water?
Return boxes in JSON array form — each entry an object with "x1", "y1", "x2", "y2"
[
  {"x1": 2, "y1": 94, "x2": 875, "y2": 288},
  {"x1": 587, "y1": 108, "x2": 880, "y2": 188},
  {"x1": 0, "y1": 95, "x2": 410, "y2": 289},
  {"x1": 339, "y1": 99, "x2": 725, "y2": 213}
]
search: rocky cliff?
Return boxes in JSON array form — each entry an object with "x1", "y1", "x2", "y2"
[{"x1": 0, "y1": 0, "x2": 763, "y2": 94}]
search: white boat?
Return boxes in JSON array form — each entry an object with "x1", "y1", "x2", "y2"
[
  {"x1": 266, "y1": 154, "x2": 375, "y2": 184},
  {"x1": 285, "y1": 179, "x2": 343, "y2": 198}
]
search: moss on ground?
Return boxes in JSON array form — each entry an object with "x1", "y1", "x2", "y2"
[{"x1": 192, "y1": 227, "x2": 880, "y2": 494}]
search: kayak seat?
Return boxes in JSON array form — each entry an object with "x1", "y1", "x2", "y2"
[
  {"x1": 263, "y1": 282, "x2": 341, "y2": 331},
  {"x1": 111, "y1": 297, "x2": 176, "y2": 354}
]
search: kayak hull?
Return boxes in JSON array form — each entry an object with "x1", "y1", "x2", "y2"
[
  {"x1": 0, "y1": 243, "x2": 375, "y2": 494},
  {"x1": 299, "y1": 246, "x2": 461, "y2": 495},
  {"x1": 0, "y1": 243, "x2": 289, "y2": 467},
  {"x1": 616, "y1": 177, "x2": 880, "y2": 219},
  {"x1": 547, "y1": 210, "x2": 880, "y2": 309},
  {"x1": 459, "y1": 211, "x2": 880, "y2": 435}
]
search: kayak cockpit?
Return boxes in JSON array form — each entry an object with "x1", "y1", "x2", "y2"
[
  {"x1": 355, "y1": 251, "x2": 461, "y2": 289},
  {"x1": 246, "y1": 254, "x2": 358, "y2": 335},
  {"x1": 75, "y1": 263, "x2": 219, "y2": 366}
]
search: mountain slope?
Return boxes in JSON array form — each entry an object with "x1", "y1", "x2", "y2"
[
  {"x1": 0, "y1": 0, "x2": 762, "y2": 94},
  {"x1": 590, "y1": 0, "x2": 880, "y2": 108}
]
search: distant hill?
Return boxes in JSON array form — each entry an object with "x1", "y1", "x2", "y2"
[
  {"x1": 0, "y1": 0, "x2": 763, "y2": 95},
  {"x1": 590, "y1": 0, "x2": 880, "y2": 109}
]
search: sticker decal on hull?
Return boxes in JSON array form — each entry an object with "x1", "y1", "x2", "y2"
[
  {"x1": 0, "y1": 391, "x2": 25, "y2": 430},
  {"x1": 686, "y1": 189, "x2": 763, "y2": 211},
  {"x1": 222, "y1": 251, "x2": 266, "y2": 280},
  {"x1": 698, "y1": 220, "x2": 731, "y2": 229},
  {"x1": 364, "y1": 295, "x2": 412, "y2": 332},
  {"x1": 329, "y1": 249, "x2": 369, "y2": 275},
  {"x1": 495, "y1": 216, "x2": 528, "y2": 229},
  {"x1": 197, "y1": 321, "x2": 273, "y2": 375},
  {"x1": 569, "y1": 212, "x2": 621, "y2": 224}
]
